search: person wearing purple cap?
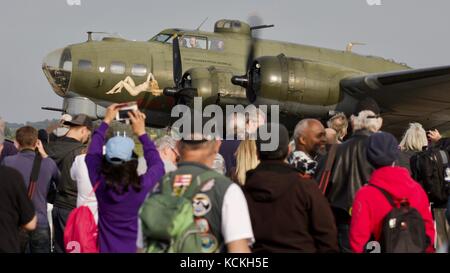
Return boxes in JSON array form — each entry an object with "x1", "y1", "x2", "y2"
[{"x1": 85, "y1": 104, "x2": 164, "y2": 253}]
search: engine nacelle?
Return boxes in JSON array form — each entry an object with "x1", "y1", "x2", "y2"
[
  {"x1": 183, "y1": 66, "x2": 245, "y2": 105},
  {"x1": 247, "y1": 54, "x2": 363, "y2": 108}
]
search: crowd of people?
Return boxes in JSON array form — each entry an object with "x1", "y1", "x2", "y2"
[{"x1": 0, "y1": 97, "x2": 449, "y2": 253}]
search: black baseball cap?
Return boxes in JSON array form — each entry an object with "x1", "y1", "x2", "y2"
[
  {"x1": 63, "y1": 114, "x2": 93, "y2": 131},
  {"x1": 256, "y1": 123, "x2": 290, "y2": 161}
]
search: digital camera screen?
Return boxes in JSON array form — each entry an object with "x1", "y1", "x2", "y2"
[{"x1": 118, "y1": 110, "x2": 131, "y2": 119}]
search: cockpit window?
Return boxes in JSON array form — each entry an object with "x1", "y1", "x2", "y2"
[
  {"x1": 209, "y1": 39, "x2": 224, "y2": 51},
  {"x1": 150, "y1": 33, "x2": 172, "y2": 43},
  {"x1": 151, "y1": 33, "x2": 208, "y2": 50},
  {"x1": 180, "y1": 35, "x2": 207, "y2": 49}
]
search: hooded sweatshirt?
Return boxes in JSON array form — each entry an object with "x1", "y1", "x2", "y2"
[
  {"x1": 244, "y1": 161, "x2": 338, "y2": 253},
  {"x1": 350, "y1": 166, "x2": 435, "y2": 253},
  {"x1": 85, "y1": 122, "x2": 164, "y2": 253}
]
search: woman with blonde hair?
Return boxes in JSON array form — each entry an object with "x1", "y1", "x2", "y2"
[
  {"x1": 232, "y1": 140, "x2": 259, "y2": 186},
  {"x1": 327, "y1": 112, "x2": 348, "y2": 143},
  {"x1": 398, "y1": 122, "x2": 428, "y2": 173}
]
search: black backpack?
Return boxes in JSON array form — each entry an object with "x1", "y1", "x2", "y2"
[
  {"x1": 370, "y1": 185, "x2": 428, "y2": 253},
  {"x1": 410, "y1": 148, "x2": 449, "y2": 207}
]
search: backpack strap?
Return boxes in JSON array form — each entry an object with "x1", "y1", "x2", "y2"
[
  {"x1": 161, "y1": 172, "x2": 176, "y2": 195},
  {"x1": 27, "y1": 151, "x2": 43, "y2": 199},
  {"x1": 369, "y1": 184, "x2": 396, "y2": 208},
  {"x1": 318, "y1": 144, "x2": 337, "y2": 194},
  {"x1": 79, "y1": 181, "x2": 100, "y2": 207}
]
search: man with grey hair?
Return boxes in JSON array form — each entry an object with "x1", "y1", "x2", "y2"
[
  {"x1": 155, "y1": 135, "x2": 179, "y2": 173},
  {"x1": 138, "y1": 111, "x2": 254, "y2": 253},
  {"x1": 350, "y1": 110, "x2": 383, "y2": 133},
  {"x1": 288, "y1": 119, "x2": 326, "y2": 177},
  {"x1": 326, "y1": 101, "x2": 383, "y2": 252}
]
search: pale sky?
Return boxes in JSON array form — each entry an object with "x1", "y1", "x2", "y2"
[{"x1": 1, "y1": 0, "x2": 450, "y2": 123}]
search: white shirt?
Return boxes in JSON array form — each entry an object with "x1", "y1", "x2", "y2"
[
  {"x1": 70, "y1": 154, "x2": 98, "y2": 223},
  {"x1": 136, "y1": 182, "x2": 254, "y2": 250},
  {"x1": 221, "y1": 183, "x2": 254, "y2": 245}
]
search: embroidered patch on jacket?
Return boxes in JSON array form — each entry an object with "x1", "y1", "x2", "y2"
[
  {"x1": 192, "y1": 193, "x2": 211, "y2": 217},
  {"x1": 173, "y1": 174, "x2": 192, "y2": 196},
  {"x1": 200, "y1": 233, "x2": 219, "y2": 253},
  {"x1": 195, "y1": 218, "x2": 210, "y2": 233},
  {"x1": 200, "y1": 179, "x2": 215, "y2": 192}
]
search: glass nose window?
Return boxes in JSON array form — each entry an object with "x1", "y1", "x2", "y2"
[{"x1": 42, "y1": 47, "x2": 72, "y2": 96}]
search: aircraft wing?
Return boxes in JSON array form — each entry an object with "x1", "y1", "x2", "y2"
[{"x1": 340, "y1": 65, "x2": 450, "y2": 136}]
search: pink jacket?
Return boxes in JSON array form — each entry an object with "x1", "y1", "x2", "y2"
[{"x1": 350, "y1": 166, "x2": 435, "y2": 253}]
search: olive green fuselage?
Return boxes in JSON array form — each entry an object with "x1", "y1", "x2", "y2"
[{"x1": 44, "y1": 27, "x2": 409, "y2": 122}]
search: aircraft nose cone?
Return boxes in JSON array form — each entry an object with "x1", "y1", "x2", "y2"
[{"x1": 42, "y1": 47, "x2": 72, "y2": 97}]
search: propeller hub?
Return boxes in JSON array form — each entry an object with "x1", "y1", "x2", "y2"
[
  {"x1": 231, "y1": 75, "x2": 249, "y2": 88},
  {"x1": 163, "y1": 87, "x2": 178, "y2": 97}
]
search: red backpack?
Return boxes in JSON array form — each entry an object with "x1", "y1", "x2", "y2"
[{"x1": 64, "y1": 183, "x2": 99, "y2": 253}]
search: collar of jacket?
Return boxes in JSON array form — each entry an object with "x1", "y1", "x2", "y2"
[
  {"x1": 251, "y1": 160, "x2": 297, "y2": 175},
  {"x1": 58, "y1": 136, "x2": 82, "y2": 143},
  {"x1": 352, "y1": 129, "x2": 373, "y2": 137},
  {"x1": 177, "y1": 161, "x2": 210, "y2": 170},
  {"x1": 19, "y1": 148, "x2": 35, "y2": 153}
]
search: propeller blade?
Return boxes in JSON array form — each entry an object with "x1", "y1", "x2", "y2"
[
  {"x1": 172, "y1": 35, "x2": 183, "y2": 88},
  {"x1": 240, "y1": 15, "x2": 265, "y2": 101},
  {"x1": 230, "y1": 14, "x2": 271, "y2": 104},
  {"x1": 246, "y1": 15, "x2": 262, "y2": 72}
]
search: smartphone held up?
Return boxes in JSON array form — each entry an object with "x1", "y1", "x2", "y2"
[{"x1": 115, "y1": 102, "x2": 138, "y2": 124}]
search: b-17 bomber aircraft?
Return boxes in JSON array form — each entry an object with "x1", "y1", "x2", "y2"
[{"x1": 42, "y1": 19, "x2": 450, "y2": 136}]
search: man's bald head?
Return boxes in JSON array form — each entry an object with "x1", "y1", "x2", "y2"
[
  {"x1": 293, "y1": 119, "x2": 326, "y2": 156},
  {"x1": 293, "y1": 119, "x2": 323, "y2": 140}
]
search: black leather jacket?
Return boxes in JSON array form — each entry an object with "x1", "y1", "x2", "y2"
[
  {"x1": 326, "y1": 129, "x2": 375, "y2": 216},
  {"x1": 45, "y1": 137, "x2": 85, "y2": 210}
]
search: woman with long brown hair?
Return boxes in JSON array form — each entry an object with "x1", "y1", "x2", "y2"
[{"x1": 85, "y1": 104, "x2": 164, "y2": 253}]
